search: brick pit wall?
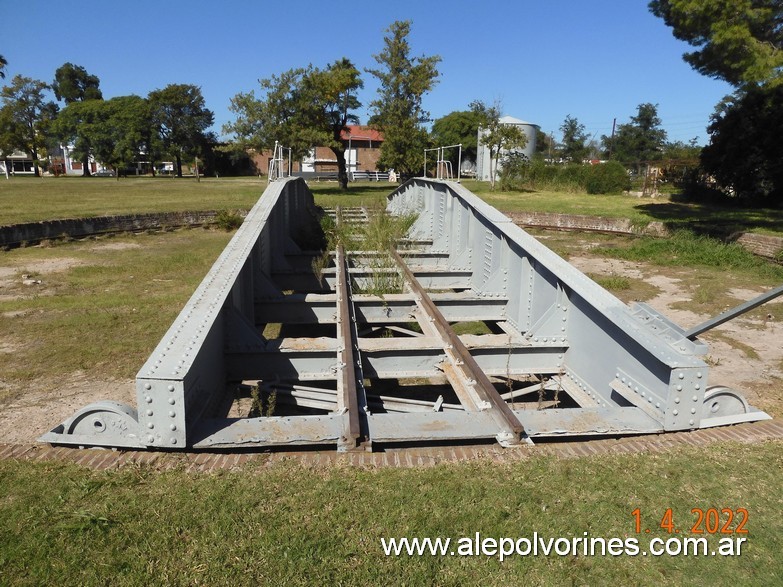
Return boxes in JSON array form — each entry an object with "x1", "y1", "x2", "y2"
[{"x1": 1, "y1": 210, "x2": 781, "y2": 261}]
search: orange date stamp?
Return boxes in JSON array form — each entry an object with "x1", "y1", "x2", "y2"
[{"x1": 632, "y1": 507, "x2": 749, "y2": 535}]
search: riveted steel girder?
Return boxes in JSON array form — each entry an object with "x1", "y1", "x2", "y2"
[{"x1": 41, "y1": 177, "x2": 771, "y2": 451}]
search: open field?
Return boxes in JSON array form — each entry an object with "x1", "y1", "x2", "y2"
[
  {"x1": 2, "y1": 176, "x2": 782, "y2": 237},
  {"x1": 461, "y1": 180, "x2": 783, "y2": 236},
  {"x1": 1, "y1": 179, "x2": 782, "y2": 585},
  {"x1": 0, "y1": 177, "x2": 391, "y2": 225}
]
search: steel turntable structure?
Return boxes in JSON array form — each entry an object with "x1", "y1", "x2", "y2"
[{"x1": 41, "y1": 177, "x2": 770, "y2": 451}]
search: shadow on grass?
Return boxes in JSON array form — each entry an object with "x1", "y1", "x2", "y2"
[{"x1": 634, "y1": 197, "x2": 783, "y2": 237}]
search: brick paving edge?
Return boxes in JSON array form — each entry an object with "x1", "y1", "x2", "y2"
[{"x1": 0, "y1": 420, "x2": 780, "y2": 472}]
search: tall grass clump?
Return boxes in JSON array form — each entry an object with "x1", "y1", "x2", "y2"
[
  {"x1": 499, "y1": 157, "x2": 586, "y2": 192},
  {"x1": 310, "y1": 207, "x2": 417, "y2": 295},
  {"x1": 358, "y1": 207, "x2": 418, "y2": 296},
  {"x1": 214, "y1": 209, "x2": 244, "y2": 231}
]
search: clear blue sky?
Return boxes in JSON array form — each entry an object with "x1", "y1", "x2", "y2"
[{"x1": 1, "y1": 0, "x2": 733, "y2": 145}]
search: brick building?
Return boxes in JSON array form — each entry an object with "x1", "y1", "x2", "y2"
[{"x1": 250, "y1": 125, "x2": 383, "y2": 179}]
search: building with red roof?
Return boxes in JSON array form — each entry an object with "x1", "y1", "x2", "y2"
[{"x1": 250, "y1": 125, "x2": 384, "y2": 180}]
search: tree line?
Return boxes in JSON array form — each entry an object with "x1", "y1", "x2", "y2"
[
  {"x1": 0, "y1": 62, "x2": 214, "y2": 178},
  {"x1": 2, "y1": 3, "x2": 781, "y2": 204}
]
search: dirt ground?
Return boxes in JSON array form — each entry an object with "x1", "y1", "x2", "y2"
[
  {"x1": 568, "y1": 254, "x2": 783, "y2": 410},
  {"x1": 0, "y1": 237, "x2": 781, "y2": 445}
]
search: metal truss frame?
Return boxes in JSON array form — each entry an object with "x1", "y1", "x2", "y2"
[{"x1": 41, "y1": 177, "x2": 770, "y2": 451}]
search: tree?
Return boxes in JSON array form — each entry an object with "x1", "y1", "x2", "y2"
[
  {"x1": 89, "y1": 96, "x2": 152, "y2": 178},
  {"x1": 51, "y1": 63, "x2": 103, "y2": 176},
  {"x1": 472, "y1": 101, "x2": 528, "y2": 188},
  {"x1": 431, "y1": 109, "x2": 484, "y2": 170},
  {"x1": 662, "y1": 138, "x2": 701, "y2": 161},
  {"x1": 535, "y1": 128, "x2": 553, "y2": 157},
  {"x1": 52, "y1": 63, "x2": 103, "y2": 103},
  {"x1": 51, "y1": 99, "x2": 105, "y2": 177},
  {"x1": 652, "y1": 1, "x2": 783, "y2": 204},
  {"x1": 367, "y1": 20, "x2": 441, "y2": 178},
  {"x1": 649, "y1": 0, "x2": 783, "y2": 89},
  {"x1": 558, "y1": 115, "x2": 589, "y2": 162},
  {"x1": 225, "y1": 59, "x2": 363, "y2": 189},
  {"x1": 0, "y1": 55, "x2": 7, "y2": 79},
  {"x1": 608, "y1": 103, "x2": 667, "y2": 171},
  {"x1": 0, "y1": 75, "x2": 58, "y2": 176},
  {"x1": 701, "y1": 86, "x2": 783, "y2": 202},
  {"x1": 148, "y1": 84, "x2": 214, "y2": 177}
]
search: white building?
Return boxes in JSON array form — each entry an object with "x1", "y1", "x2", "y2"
[
  {"x1": 0, "y1": 150, "x2": 36, "y2": 176},
  {"x1": 476, "y1": 115, "x2": 539, "y2": 182}
]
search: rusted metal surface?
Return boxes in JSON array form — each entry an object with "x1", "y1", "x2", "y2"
[
  {"x1": 391, "y1": 249, "x2": 527, "y2": 446},
  {"x1": 334, "y1": 207, "x2": 369, "y2": 451}
]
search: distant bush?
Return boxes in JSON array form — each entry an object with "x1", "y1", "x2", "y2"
[
  {"x1": 214, "y1": 209, "x2": 244, "y2": 231},
  {"x1": 585, "y1": 161, "x2": 631, "y2": 194},
  {"x1": 499, "y1": 157, "x2": 628, "y2": 194}
]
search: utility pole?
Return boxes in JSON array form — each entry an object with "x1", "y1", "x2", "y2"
[{"x1": 608, "y1": 117, "x2": 616, "y2": 158}]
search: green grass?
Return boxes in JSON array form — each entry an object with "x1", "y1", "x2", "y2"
[
  {"x1": 3, "y1": 176, "x2": 782, "y2": 238},
  {"x1": 460, "y1": 180, "x2": 659, "y2": 222},
  {"x1": 0, "y1": 176, "x2": 392, "y2": 225},
  {"x1": 0, "y1": 441, "x2": 780, "y2": 586},
  {"x1": 593, "y1": 230, "x2": 783, "y2": 282},
  {"x1": 460, "y1": 180, "x2": 783, "y2": 236},
  {"x1": 0, "y1": 177, "x2": 261, "y2": 225},
  {"x1": 0, "y1": 230, "x2": 232, "y2": 391}
]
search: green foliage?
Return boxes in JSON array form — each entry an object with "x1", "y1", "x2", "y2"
[
  {"x1": 0, "y1": 75, "x2": 58, "y2": 176},
  {"x1": 214, "y1": 209, "x2": 244, "y2": 231},
  {"x1": 499, "y1": 158, "x2": 628, "y2": 194},
  {"x1": 52, "y1": 62, "x2": 102, "y2": 104},
  {"x1": 0, "y1": 54, "x2": 7, "y2": 79},
  {"x1": 367, "y1": 20, "x2": 441, "y2": 178},
  {"x1": 585, "y1": 161, "x2": 631, "y2": 194},
  {"x1": 431, "y1": 109, "x2": 483, "y2": 167},
  {"x1": 82, "y1": 95, "x2": 151, "y2": 176},
  {"x1": 225, "y1": 59, "x2": 363, "y2": 188},
  {"x1": 607, "y1": 103, "x2": 667, "y2": 169},
  {"x1": 700, "y1": 85, "x2": 783, "y2": 204},
  {"x1": 662, "y1": 138, "x2": 702, "y2": 161},
  {"x1": 148, "y1": 84, "x2": 214, "y2": 178},
  {"x1": 649, "y1": 0, "x2": 783, "y2": 89},
  {"x1": 558, "y1": 114, "x2": 589, "y2": 162},
  {"x1": 650, "y1": 2, "x2": 782, "y2": 206},
  {"x1": 50, "y1": 63, "x2": 103, "y2": 176}
]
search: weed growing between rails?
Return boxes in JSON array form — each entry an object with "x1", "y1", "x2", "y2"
[
  {"x1": 248, "y1": 383, "x2": 277, "y2": 418},
  {"x1": 358, "y1": 205, "x2": 418, "y2": 297},
  {"x1": 311, "y1": 206, "x2": 418, "y2": 296}
]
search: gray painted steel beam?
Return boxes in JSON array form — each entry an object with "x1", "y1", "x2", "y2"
[
  {"x1": 41, "y1": 176, "x2": 771, "y2": 451},
  {"x1": 225, "y1": 338, "x2": 565, "y2": 381},
  {"x1": 254, "y1": 292, "x2": 508, "y2": 325}
]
